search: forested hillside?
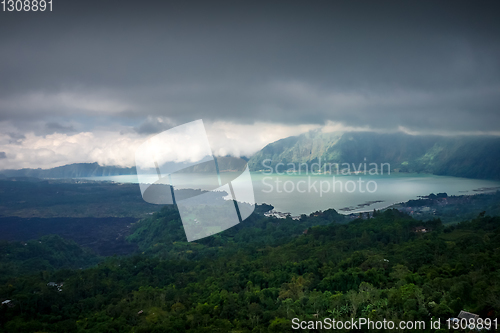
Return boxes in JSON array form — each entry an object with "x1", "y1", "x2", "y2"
[
  {"x1": 0, "y1": 235, "x2": 100, "y2": 283},
  {"x1": 1, "y1": 210, "x2": 499, "y2": 332},
  {"x1": 126, "y1": 204, "x2": 345, "y2": 256},
  {"x1": 248, "y1": 131, "x2": 500, "y2": 180}
]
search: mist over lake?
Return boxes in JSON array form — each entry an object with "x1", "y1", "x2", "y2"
[{"x1": 79, "y1": 173, "x2": 500, "y2": 216}]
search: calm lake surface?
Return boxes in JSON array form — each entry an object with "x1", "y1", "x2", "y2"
[{"x1": 79, "y1": 173, "x2": 500, "y2": 216}]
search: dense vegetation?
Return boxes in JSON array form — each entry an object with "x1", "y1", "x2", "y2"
[
  {"x1": 0, "y1": 216, "x2": 139, "y2": 257},
  {"x1": 1, "y1": 208, "x2": 499, "y2": 332},
  {"x1": 390, "y1": 191, "x2": 500, "y2": 223},
  {"x1": 127, "y1": 204, "x2": 345, "y2": 256},
  {"x1": 248, "y1": 131, "x2": 500, "y2": 180},
  {"x1": 0, "y1": 235, "x2": 100, "y2": 283}
]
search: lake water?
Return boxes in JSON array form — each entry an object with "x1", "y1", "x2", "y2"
[{"x1": 79, "y1": 173, "x2": 500, "y2": 216}]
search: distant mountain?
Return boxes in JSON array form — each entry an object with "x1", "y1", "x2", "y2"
[
  {"x1": 0, "y1": 157, "x2": 249, "y2": 179},
  {"x1": 3, "y1": 132, "x2": 500, "y2": 180},
  {"x1": 248, "y1": 131, "x2": 500, "y2": 180},
  {"x1": 0, "y1": 162, "x2": 136, "y2": 179}
]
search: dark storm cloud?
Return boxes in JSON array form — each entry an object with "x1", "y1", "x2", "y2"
[
  {"x1": 0, "y1": 152, "x2": 6, "y2": 159},
  {"x1": 0, "y1": 0, "x2": 499, "y2": 133},
  {"x1": 44, "y1": 122, "x2": 76, "y2": 134},
  {"x1": 7, "y1": 132, "x2": 25, "y2": 144},
  {"x1": 133, "y1": 117, "x2": 174, "y2": 135},
  {"x1": 8, "y1": 133, "x2": 25, "y2": 140}
]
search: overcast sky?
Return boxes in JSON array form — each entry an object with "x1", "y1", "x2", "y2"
[{"x1": 1, "y1": 0, "x2": 499, "y2": 169}]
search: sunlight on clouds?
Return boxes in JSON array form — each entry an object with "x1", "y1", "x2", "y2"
[
  {"x1": 1, "y1": 117, "x2": 498, "y2": 171},
  {"x1": 0, "y1": 131, "x2": 142, "y2": 169},
  {"x1": 135, "y1": 120, "x2": 213, "y2": 167},
  {"x1": 205, "y1": 121, "x2": 320, "y2": 158},
  {"x1": 0, "y1": 122, "x2": 322, "y2": 170}
]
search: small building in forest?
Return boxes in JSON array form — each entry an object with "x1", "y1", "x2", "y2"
[
  {"x1": 414, "y1": 226, "x2": 428, "y2": 233},
  {"x1": 457, "y1": 310, "x2": 479, "y2": 321}
]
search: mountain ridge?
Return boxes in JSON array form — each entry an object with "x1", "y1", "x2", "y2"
[
  {"x1": 0, "y1": 162, "x2": 136, "y2": 179},
  {"x1": 248, "y1": 131, "x2": 500, "y2": 180},
  {"x1": 2, "y1": 131, "x2": 500, "y2": 180}
]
